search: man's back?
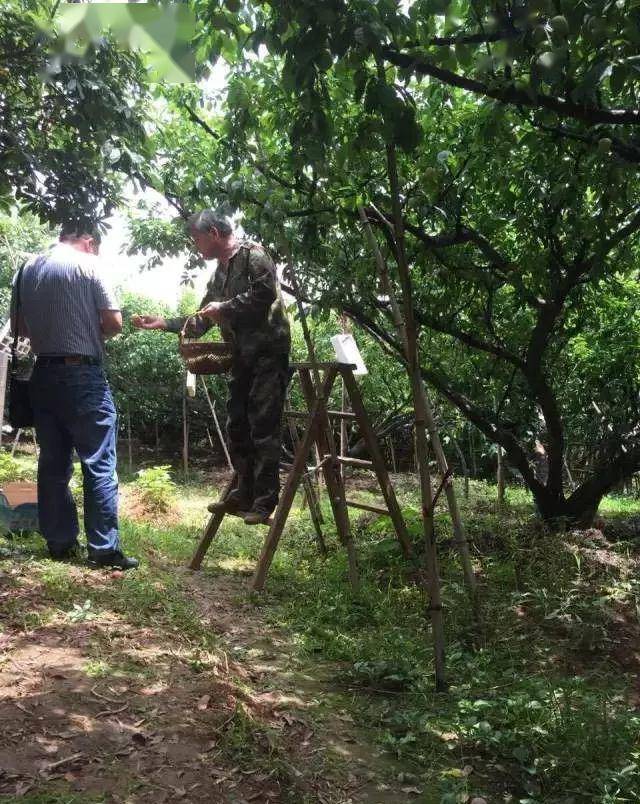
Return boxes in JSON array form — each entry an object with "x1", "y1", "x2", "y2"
[{"x1": 19, "y1": 242, "x2": 117, "y2": 358}]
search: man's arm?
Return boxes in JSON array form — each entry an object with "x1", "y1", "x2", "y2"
[
  {"x1": 163, "y1": 281, "x2": 217, "y2": 337},
  {"x1": 100, "y1": 309, "x2": 123, "y2": 338},
  {"x1": 92, "y1": 264, "x2": 123, "y2": 338}
]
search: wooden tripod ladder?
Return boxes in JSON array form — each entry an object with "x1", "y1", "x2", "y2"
[{"x1": 188, "y1": 362, "x2": 412, "y2": 592}]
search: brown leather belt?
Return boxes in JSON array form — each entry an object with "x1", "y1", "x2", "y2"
[{"x1": 37, "y1": 355, "x2": 102, "y2": 366}]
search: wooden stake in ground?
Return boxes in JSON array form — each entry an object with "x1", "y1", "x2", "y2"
[
  {"x1": 495, "y1": 398, "x2": 506, "y2": 510},
  {"x1": 452, "y1": 436, "x2": 470, "y2": 499},
  {"x1": 280, "y1": 239, "x2": 324, "y2": 499},
  {"x1": 200, "y1": 377, "x2": 233, "y2": 471},
  {"x1": 284, "y1": 396, "x2": 327, "y2": 556},
  {"x1": 127, "y1": 410, "x2": 133, "y2": 475},
  {"x1": 11, "y1": 427, "x2": 21, "y2": 458},
  {"x1": 497, "y1": 444, "x2": 506, "y2": 510},
  {"x1": 182, "y1": 385, "x2": 189, "y2": 481}
]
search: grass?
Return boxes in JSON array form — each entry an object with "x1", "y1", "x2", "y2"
[
  {"x1": 257, "y1": 482, "x2": 640, "y2": 803},
  {"x1": 2, "y1": 457, "x2": 640, "y2": 803}
]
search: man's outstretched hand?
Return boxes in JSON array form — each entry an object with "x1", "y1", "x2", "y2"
[{"x1": 131, "y1": 315, "x2": 167, "y2": 330}]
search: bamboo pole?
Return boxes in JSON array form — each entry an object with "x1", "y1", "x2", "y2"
[
  {"x1": 359, "y1": 205, "x2": 480, "y2": 627},
  {"x1": 281, "y1": 239, "x2": 325, "y2": 497},
  {"x1": 200, "y1": 377, "x2": 233, "y2": 470},
  {"x1": 339, "y1": 315, "x2": 350, "y2": 478},
  {"x1": 365, "y1": 129, "x2": 446, "y2": 688},
  {"x1": 11, "y1": 428, "x2": 21, "y2": 458}
]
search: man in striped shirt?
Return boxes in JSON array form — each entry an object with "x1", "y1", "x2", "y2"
[{"x1": 12, "y1": 223, "x2": 138, "y2": 569}]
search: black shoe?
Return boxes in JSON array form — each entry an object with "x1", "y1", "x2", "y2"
[
  {"x1": 88, "y1": 550, "x2": 139, "y2": 571},
  {"x1": 50, "y1": 542, "x2": 83, "y2": 562},
  {"x1": 207, "y1": 490, "x2": 252, "y2": 515},
  {"x1": 243, "y1": 509, "x2": 274, "y2": 526}
]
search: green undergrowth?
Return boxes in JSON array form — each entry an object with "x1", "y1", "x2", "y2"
[
  {"x1": 3, "y1": 466, "x2": 640, "y2": 803},
  {"x1": 253, "y1": 486, "x2": 640, "y2": 803}
]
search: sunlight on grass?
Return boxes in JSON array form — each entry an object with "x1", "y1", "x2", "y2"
[{"x1": 3, "y1": 467, "x2": 640, "y2": 802}]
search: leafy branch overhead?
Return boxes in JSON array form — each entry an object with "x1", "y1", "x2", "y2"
[{"x1": 135, "y1": 0, "x2": 640, "y2": 526}]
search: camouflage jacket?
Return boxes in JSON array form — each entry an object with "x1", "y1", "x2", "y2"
[{"x1": 165, "y1": 241, "x2": 291, "y2": 359}]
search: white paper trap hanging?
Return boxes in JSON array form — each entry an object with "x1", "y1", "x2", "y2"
[
  {"x1": 186, "y1": 371, "x2": 197, "y2": 398},
  {"x1": 330, "y1": 333, "x2": 368, "y2": 376}
]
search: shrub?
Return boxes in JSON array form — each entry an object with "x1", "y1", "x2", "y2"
[
  {"x1": 131, "y1": 465, "x2": 177, "y2": 514},
  {"x1": 0, "y1": 453, "x2": 33, "y2": 485}
]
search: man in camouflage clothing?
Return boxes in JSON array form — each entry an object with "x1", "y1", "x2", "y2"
[{"x1": 133, "y1": 211, "x2": 291, "y2": 524}]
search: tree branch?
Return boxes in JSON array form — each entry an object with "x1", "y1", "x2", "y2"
[
  {"x1": 601, "y1": 207, "x2": 640, "y2": 255},
  {"x1": 528, "y1": 120, "x2": 640, "y2": 164},
  {"x1": 381, "y1": 46, "x2": 640, "y2": 126},
  {"x1": 412, "y1": 308, "x2": 525, "y2": 368}
]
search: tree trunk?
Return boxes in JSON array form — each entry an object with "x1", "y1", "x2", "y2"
[{"x1": 531, "y1": 484, "x2": 602, "y2": 528}]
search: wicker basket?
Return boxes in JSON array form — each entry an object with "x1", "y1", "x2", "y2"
[{"x1": 179, "y1": 316, "x2": 233, "y2": 376}]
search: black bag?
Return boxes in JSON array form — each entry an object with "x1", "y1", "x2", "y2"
[{"x1": 8, "y1": 263, "x2": 34, "y2": 429}]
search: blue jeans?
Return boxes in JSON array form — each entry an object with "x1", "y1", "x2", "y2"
[{"x1": 30, "y1": 364, "x2": 120, "y2": 557}]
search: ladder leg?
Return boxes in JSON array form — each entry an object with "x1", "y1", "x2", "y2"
[
  {"x1": 286, "y1": 399, "x2": 326, "y2": 555},
  {"x1": 299, "y1": 369, "x2": 359, "y2": 592},
  {"x1": 302, "y1": 474, "x2": 327, "y2": 555},
  {"x1": 341, "y1": 369, "x2": 413, "y2": 558},
  {"x1": 189, "y1": 510, "x2": 226, "y2": 570},
  {"x1": 252, "y1": 372, "x2": 333, "y2": 591},
  {"x1": 188, "y1": 474, "x2": 235, "y2": 570}
]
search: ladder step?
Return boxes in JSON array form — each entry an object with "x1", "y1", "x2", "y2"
[
  {"x1": 225, "y1": 510, "x2": 274, "y2": 527},
  {"x1": 287, "y1": 410, "x2": 357, "y2": 421},
  {"x1": 336, "y1": 456, "x2": 373, "y2": 469},
  {"x1": 345, "y1": 499, "x2": 390, "y2": 516},
  {"x1": 292, "y1": 361, "x2": 356, "y2": 370}
]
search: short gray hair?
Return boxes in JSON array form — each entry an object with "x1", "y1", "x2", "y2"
[{"x1": 187, "y1": 210, "x2": 232, "y2": 237}]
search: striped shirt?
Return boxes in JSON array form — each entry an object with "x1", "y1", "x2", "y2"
[{"x1": 13, "y1": 242, "x2": 119, "y2": 359}]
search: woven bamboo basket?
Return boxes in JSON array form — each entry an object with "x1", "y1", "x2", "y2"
[{"x1": 179, "y1": 316, "x2": 233, "y2": 376}]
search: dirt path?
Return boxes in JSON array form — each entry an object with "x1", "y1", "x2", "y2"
[{"x1": 0, "y1": 542, "x2": 414, "y2": 803}]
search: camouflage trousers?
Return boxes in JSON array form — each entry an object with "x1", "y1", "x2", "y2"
[{"x1": 226, "y1": 352, "x2": 290, "y2": 514}]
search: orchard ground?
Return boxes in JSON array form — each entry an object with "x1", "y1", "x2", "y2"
[{"x1": 0, "y1": 455, "x2": 639, "y2": 804}]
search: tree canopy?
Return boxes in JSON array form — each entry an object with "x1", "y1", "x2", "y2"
[
  {"x1": 2, "y1": 0, "x2": 639, "y2": 524},
  {"x1": 0, "y1": 0, "x2": 150, "y2": 228}
]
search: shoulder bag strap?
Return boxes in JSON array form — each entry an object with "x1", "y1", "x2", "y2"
[{"x1": 11, "y1": 262, "x2": 26, "y2": 366}]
